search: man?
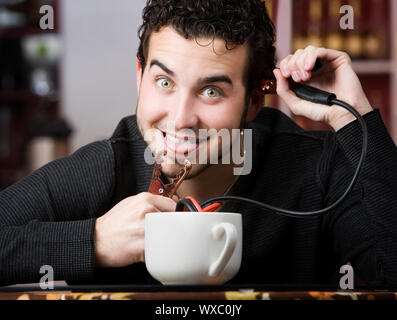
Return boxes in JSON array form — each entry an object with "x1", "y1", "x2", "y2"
[{"x1": 0, "y1": 0, "x2": 396, "y2": 287}]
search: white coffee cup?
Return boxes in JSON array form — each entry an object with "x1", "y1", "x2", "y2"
[{"x1": 145, "y1": 212, "x2": 242, "y2": 285}]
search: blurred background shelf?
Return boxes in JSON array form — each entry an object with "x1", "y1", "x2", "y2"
[
  {"x1": 267, "y1": 0, "x2": 397, "y2": 141},
  {"x1": 0, "y1": 89, "x2": 45, "y2": 102},
  {"x1": 0, "y1": 26, "x2": 57, "y2": 38},
  {"x1": 0, "y1": 0, "x2": 68, "y2": 190},
  {"x1": 352, "y1": 61, "x2": 395, "y2": 74},
  {"x1": 1, "y1": 0, "x2": 148, "y2": 190}
]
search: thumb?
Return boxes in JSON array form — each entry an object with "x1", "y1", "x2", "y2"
[{"x1": 273, "y1": 69, "x2": 301, "y2": 108}]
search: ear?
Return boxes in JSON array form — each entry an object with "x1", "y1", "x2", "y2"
[
  {"x1": 245, "y1": 89, "x2": 264, "y2": 122},
  {"x1": 136, "y1": 57, "x2": 143, "y2": 94}
]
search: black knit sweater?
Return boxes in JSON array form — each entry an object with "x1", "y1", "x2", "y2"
[{"x1": 0, "y1": 107, "x2": 396, "y2": 288}]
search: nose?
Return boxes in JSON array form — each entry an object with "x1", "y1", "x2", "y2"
[{"x1": 172, "y1": 91, "x2": 199, "y2": 131}]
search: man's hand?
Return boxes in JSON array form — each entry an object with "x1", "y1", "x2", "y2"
[
  {"x1": 94, "y1": 192, "x2": 178, "y2": 268},
  {"x1": 273, "y1": 46, "x2": 373, "y2": 131}
]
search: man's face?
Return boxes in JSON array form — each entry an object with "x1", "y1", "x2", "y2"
[{"x1": 136, "y1": 26, "x2": 249, "y2": 178}]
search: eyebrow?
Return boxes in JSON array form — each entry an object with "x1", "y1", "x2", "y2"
[
  {"x1": 150, "y1": 59, "x2": 175, "y2": 76},
  {"x1": 150, "y1": 59, "x2": 233, "y2": 87},
  {"x1": 198, "y1": 75, "x2": 233, "y2": 87}
]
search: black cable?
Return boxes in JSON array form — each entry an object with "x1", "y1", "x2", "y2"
[
  {"x1": 175, "y1": 62, "x2": 368, "y2": 218},
  {"x1": 197, "y1": 97, "x2": 368, "y2": 218},
  {"x1": 176, "y1": 198, "x2": 199, "y2": 212}
]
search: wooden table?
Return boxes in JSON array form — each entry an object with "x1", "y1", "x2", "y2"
[
  {"x1": 2, "y1": 288, "x2": 396, "y2": 319},
  {"x1": 1, "y1": 290, "x2": 396, "y2": 300}
]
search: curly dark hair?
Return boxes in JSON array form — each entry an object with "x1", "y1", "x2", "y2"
[{"x1": 137, "y1": 0, "x2": 276, "y2": 97}]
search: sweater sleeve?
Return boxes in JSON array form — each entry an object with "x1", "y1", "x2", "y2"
[
  {"x1": 321, "y1": 109, "x2": 397, "y2": 286},
  {"x1": 0, "y1": 140, "x2": 115, "y2": 285}
]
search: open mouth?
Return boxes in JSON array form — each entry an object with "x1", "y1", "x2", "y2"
[{"x1": 161, "y1": 131, "x2": 208, "y2": 155}]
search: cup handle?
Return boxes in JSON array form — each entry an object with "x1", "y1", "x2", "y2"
[{"x1": 208, "y1": 222, "x2": 237, "y2": 277}]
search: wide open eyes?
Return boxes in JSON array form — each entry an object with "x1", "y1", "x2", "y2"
[
  {"x1": 156, "y1": 77, "x2": 222, "y2": 99},
  {"x1": 156, "y1": 77, "x2": 174, "y2": 89},
  {"x1": 202, "y1": 87, "x2": 221, "y2": 99}
]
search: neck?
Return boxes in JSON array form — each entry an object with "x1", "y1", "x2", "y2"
[{"x1": 175, "y1": 163, "x2": 238, "y2": 203}]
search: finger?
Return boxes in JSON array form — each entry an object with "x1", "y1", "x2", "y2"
[
  {"x1": 279, "y1": 55, "x2": 293, "y2": 77},
  {"x1": 303, "y1": 45, "x2": 318, "y2": 71},
  {"x1": 311, "y1": 47, "x2": 352, "y2": 68},
  {"x1": 297, "y1": 51, "x2": 311, "y2": 81},
  {"x1": 315, "y1": 47, "x2": 342, "y2": 60},
  {"x1": 142, "y1": 192, "x2": 178, "y2": 212},
  {"x1": 288, "y1": 49, "x2": 305, "y2": 82},
  {"x1": 273, "y1": 69, "x2": 301, "y2": 108}
]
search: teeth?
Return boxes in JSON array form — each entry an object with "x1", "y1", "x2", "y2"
[{"x1": 166, "y1": 134, "x2": 197, "y2": 144}]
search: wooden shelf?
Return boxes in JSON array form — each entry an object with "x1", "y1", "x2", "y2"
[
  {"x1": 0, "y1": 90, "x2": 43, "y2": 103},
  {"x1": 0, "y1": 26, "x2": 57, "y2": 38},
  {"x1": 352, "y1": 60, "x2": 395, "y2": 74}
]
